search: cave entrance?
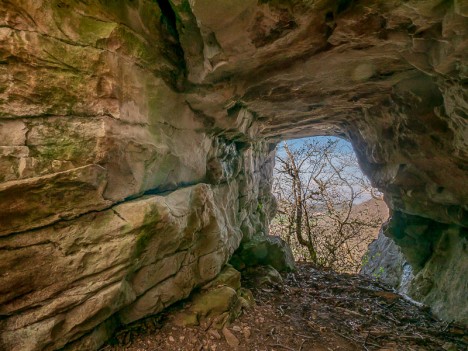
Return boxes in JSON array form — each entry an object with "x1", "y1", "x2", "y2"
[{"x1": 270, "y1": 136, "x2": 389, "y2": 273}]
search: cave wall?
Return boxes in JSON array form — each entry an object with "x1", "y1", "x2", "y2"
[
  {"x1": 0, "y1": 0, "x2": 467, "y2": 350},
  {"x1": 0, "y1": 2, "x2": 276, "y2": 350}
]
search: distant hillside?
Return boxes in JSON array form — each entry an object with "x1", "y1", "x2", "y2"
[
  {"x1": 352, "y1": 198, "x2": 389, "y2": 230},
  {"x1": 350, "y1": 198, "x2": 389, "y2": 264}
]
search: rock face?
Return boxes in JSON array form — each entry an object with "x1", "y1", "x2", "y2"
[
  {"x1": 0, "y1": 0, "x2": 467, "y2": 349},
  {"x1": 172, "y1": 264, "x2": 254, "y2": 329},
  {"x1": 361, "y1": 229, "x2": 414, "y2": 293},
  {"x1": 363, "y1": 223, "x2": 468, "y2": 325},
  {"x1": 230, "y1": 235, "x2": 296, "y2": 272}
]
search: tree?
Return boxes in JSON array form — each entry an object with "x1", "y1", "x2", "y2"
[{"x1": 270, "y1": 138, "x2": 385, "y2": 273}]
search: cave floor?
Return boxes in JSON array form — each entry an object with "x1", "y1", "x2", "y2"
[{"x1": 102, "y1": 263, "x2": 467, "y2": 351}]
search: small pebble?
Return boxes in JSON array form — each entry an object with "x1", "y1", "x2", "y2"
[
  {"x1": 243, "y1": 327, "x2": 251, "y2": 339},
  {"x1": 222, "y1": 327, "x2": 239, "y2": 348},
  {"x1": 208, "y1": 329, "x2": 221, "y2": 340}
]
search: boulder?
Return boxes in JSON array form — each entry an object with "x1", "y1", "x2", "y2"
[
  {"x1": 172, "y1": 265, "x2": 250, "y2": 329},
  {"x1": 231, "y1": 235, "x2": 295, "y2": 272}
]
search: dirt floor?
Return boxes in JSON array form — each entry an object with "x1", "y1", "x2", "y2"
[{"x1": 102, "y1": 263, "x2": 467, "y2": 351}]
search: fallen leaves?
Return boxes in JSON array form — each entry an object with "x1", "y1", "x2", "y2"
[{"x1": 102, "y1": 263, "x2": 467, "y2": 351}]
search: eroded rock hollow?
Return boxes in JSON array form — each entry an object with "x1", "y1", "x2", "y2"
[{"x1": 0, "y1": 0, "x2": 466, "y2": 350}]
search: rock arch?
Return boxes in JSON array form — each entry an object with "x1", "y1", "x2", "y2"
[{"x1": 0, "y1": 1, "x2": 466, "y2": 350}]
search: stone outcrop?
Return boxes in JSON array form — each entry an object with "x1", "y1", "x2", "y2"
[
  {"x1": 1, "y1": 183, "x2": 242, "y2": 350},
  {"x1": 361, "y1": 229, "x2": 414, "y2": 293},
  {"x1": 363, "y1": 222, "x2": 468, "y2": 325},
  {"x1": 0, "y1": 0, "x2": 467, "y2": 350},
  {"x1": 172, "y1": 264, "x2": 254, "y2": 329},
  {"x1": 230, "y1": 235, "x2": 296, "y2": 272}
]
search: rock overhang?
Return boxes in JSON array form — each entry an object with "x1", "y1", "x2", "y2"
[
  {"x1": 177, "y1": 0, "x2": 467, "y2": 323},
  {"x1": 180, "y1": 0, "x2": 467, "y2": 222},
  {"x1": 0, "y1": 1, "x2": 467, "y2": 350}
]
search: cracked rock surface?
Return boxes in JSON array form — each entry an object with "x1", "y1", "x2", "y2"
[{"x1": 0, "y1": 1, "x2": 467, "y2": 350}]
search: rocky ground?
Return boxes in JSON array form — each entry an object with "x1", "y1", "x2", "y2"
[{"x1": 102, "y1": 263, "x2": 467, "y2": 351}]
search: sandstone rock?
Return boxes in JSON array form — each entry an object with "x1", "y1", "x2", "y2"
[
  {"x1": 0, "y1": 164, "x2": 111, "y2": 235},
  {"x1": 208, "y1": 329, "x2": 222, "y2": 340},
  {"x1": 243, "y1": 327, "x2": 251, "y2": 340},
  {"x1": 173, "y1": 311, "x2": 199, "y2": 328},
  {"x1": 172, "y1": 265, "x2": 246, "y2": 329},
  {"x1": 361, "y1": 229, "x2": 411, "y2": 289},
  {"x1": 362, "y1": 223, "x2": 468, "y2": 325},
  {"x1": 238, "y1": 288, "x2": 256, "y2": 308},
  {"x1": 231, "y1": 235, "x2": 295, "y2": 272},
  {"x1": 243, "y1": 265, "x2": 284, "y2": 288},
  {"x1": 202, "y1": 264, "x2": 242, "y2": 291},
  {"x1": 222, "y1": 327, "x2": 239, "y2": 348},
  {"x1": 0, "y1": 183, "x2": 242, "y2": 350},
  {"x1": 191, "y1": 287, "x2": 238, "y2": 321},
  {"x1": 0, "y1": 120, "x2": 27, "y2": 146},
  {"x1": 1, "y1": 0, "x2": 467, "y2": 350}
]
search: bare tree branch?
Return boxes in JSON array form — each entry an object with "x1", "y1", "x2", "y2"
[{"x1": 270, "y1": 139, "x2": 387, "y2": 272}]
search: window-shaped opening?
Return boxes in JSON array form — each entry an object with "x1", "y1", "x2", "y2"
[{"x1": 271, "y1": 136, "x2": 388, "y2": 273}]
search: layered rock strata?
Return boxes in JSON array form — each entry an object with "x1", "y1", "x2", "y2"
[{"x1": 0, "y1": 0, "x2": 467, "y2": 350}]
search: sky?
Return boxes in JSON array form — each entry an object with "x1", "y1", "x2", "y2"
[
  {"x1": 281, "y1": 135, "x2": 352, "y2": 152},
  {"x1": 275, "y1": 136, "x2": 374, "y2": 204}
]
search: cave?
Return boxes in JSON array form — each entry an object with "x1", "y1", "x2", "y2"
[{"x1": 0, "y1": 1, "x2": 466, "y2": 350}]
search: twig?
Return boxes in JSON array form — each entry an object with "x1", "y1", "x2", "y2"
[
  {"x1": 382, "y1": 313, "x2": 400, "y2": 325},
  {"x1": 336, "y1": 306, "x2": 364, "y2": 318},
  {"x1": 399, "y1": 334, "x2": 427, "y2": 340},
  {"x1": 335, "y1": 331, "x2": 359, "y2": 344},
  {"x1": 384, "y1": 300, "x2": 398, "y2": 310},
  {"x1": 364, "y1": 331, "x2": 370, "y2": 347},
  {"x1": 278, "y1": 305, "x2": 285, "y2": 316},
  {"x1": 268, "y1": 344, "x2": 296, "y2": 351},
  {"x1": 293, "y1": 333, "x2": 315, "y2": 339},
  {"x1": 401, "y1": 294, "x2": 425, "y2": 308},
  {"x1": 442, "y1": 321, "x2": 452, "y2": 332},
  {"x1": 298, "y1": 339, "x2": 306, "y2": 351},
  {"x1": 335, "y1": 331, "x2": 379, "y2": 349}
]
